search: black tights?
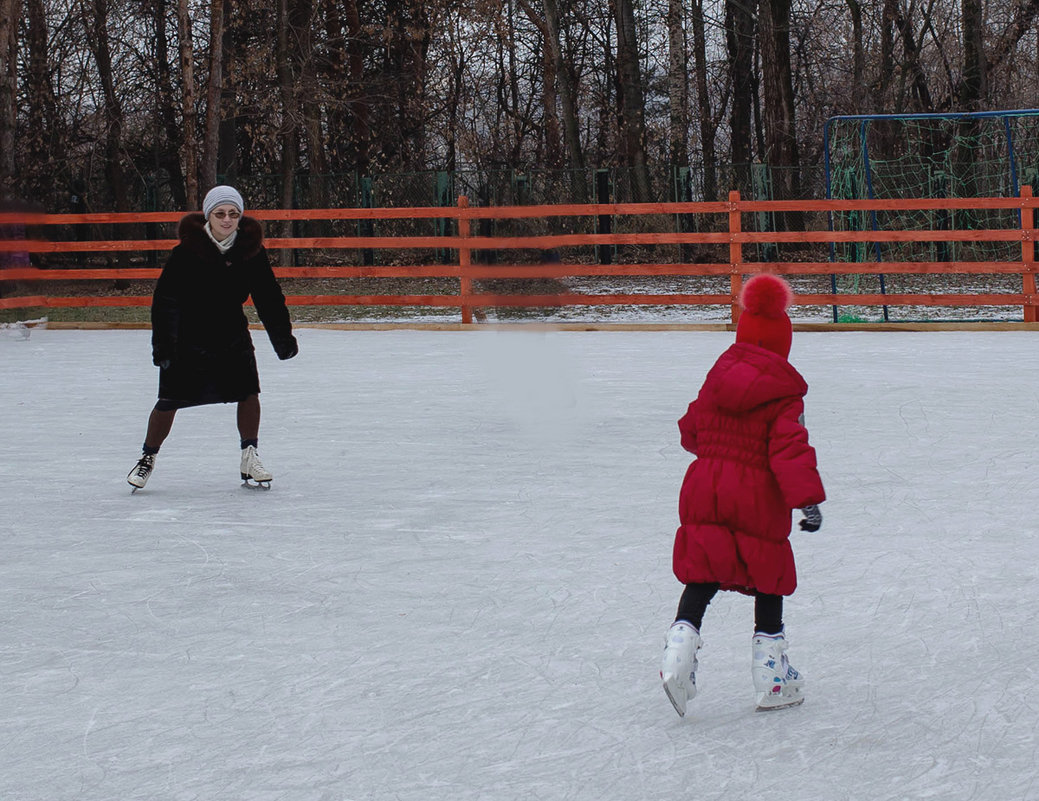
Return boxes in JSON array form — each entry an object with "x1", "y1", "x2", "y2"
[{"x1": 676, "y1": 582, "x2": 783, "y2": 635}]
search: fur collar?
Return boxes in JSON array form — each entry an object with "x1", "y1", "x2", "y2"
[{"x1": 177, "y1": 212, "x2": 264, "y2": 260}]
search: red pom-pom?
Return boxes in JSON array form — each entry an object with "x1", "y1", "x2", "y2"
[{"x1": 739, "y1": 274, "x2": 793, "y2": 319}]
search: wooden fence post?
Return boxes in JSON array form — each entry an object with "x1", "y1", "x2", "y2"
[
  {"x1": 728, "y1": 190, "x2": 743, "y2": 324},
  {"x1": 457, "y1": 195, "x2": 473, "y2": 324},
  {"x1": 1021, "y1": 185, "x2": 1036, "y2": 323}
]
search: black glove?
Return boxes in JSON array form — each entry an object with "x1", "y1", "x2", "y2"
[
  {"x1": 275, "y1": 336, "x2": 299, "y2": 360},
  {"x1": 799, "y1": 504, "x2": 822, "y2": 532},
  {"x1": 153, "y1": 354, "x2": 171, "y2": 369}
]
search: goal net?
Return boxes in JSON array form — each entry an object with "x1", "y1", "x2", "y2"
[{"x1": 823, "y1": 110, "x2": 1039, "y2": 321}]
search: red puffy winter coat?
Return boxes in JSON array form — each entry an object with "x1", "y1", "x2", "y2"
[{"x1": 672, "y1": 343, "x2": 825, "y2": 596}]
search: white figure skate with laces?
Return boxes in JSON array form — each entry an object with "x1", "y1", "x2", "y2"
[
  {"x1": 240, "y1": 445, "x2": 272, "y2": 489},
  {"x1": 127, "y1": 453, "x2": 156, "y2": 492}
]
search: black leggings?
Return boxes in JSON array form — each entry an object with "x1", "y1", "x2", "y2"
[{"x1": 676, "y1": 582, "x2": 783, "y2": 635}]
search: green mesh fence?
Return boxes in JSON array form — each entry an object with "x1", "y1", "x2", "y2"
[{"x1": 824, "y1": 109, "x2": 1039, "y2": 322}]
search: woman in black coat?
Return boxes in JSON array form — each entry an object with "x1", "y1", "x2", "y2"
[{"x1": 128, "y1": 185, "x2": 298, "y2": 491}]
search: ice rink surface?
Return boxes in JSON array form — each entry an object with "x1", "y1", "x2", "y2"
[{"x1": 1, "y1": 327, "x2": 1038, "y2": 801}]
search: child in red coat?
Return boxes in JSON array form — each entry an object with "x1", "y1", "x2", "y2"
[{"x1": 660, "y1": 274, "x2": 825, "y2": 716}]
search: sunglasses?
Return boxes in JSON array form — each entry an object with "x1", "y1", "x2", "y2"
[{"x1": 211, "y1": 210, "x2": 241, "y2": 220}]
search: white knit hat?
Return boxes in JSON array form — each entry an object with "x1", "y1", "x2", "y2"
[{"x1": 202, "y1": 185, "x2": 244, "y2": 218}]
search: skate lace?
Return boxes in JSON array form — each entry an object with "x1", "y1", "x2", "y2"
[{"x1": 132, "y1": 454, "x2": 154, "y2": 477}]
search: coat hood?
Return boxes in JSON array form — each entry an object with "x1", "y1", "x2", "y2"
[
  {"x1": 177, "y1": 213, "x2": 264, "y2": 260},
  {"x1": 697, "y1": 343, "x2": 808, "y2": 414}
]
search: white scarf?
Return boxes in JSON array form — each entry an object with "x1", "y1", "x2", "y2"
[{"x1": 204, "y1": 221, "x2": 238, "y2": 254}]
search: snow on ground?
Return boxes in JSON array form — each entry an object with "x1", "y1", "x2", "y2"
[{"x1": 1, "y1": 327, "x2": 1038, "y2": 801}]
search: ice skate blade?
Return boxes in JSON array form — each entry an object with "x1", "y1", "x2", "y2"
[
  {"x1": 755, "y1": 692, "x2": 804, "y2": 712},
  {"x1": 241, "y1": 477, "x2": 272, "y2": 490},
  {"x1": 661, "y1": 673, "x2": 689, "y2": 718}
]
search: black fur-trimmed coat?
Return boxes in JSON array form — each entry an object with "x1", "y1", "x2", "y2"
[{"x1": 150, "y1": 213, "x2": 297, "y2": 405}]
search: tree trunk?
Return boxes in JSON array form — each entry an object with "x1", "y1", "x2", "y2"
[
  {"x1": 378, "y1": 3, "x2": 430, "y2": 170},
  {"x1": 758, "y1": 0, "x2": 799, "y2": 204},
  {"x1": 339, "y1": 0, "x2": 370, "y2": 175},
  {"x1": 611, "y1": 0, "x2": 652, "y2": 202},
  {"x1": 397, "y1": 3, "x2": 431, "y2": 170},
  {"x1": 177, "y1": 0, "x2": 198, "y2": 207},
  {"x1": 297, "y1": 0, "x2": 329, "y2": 212},
  {"x1": 217, "y1": 0, "x2": 236, "y2": 180},
  {"x1": 442, "y1": 25, "x2": 463, "y2": 173},
  {"x1": 326, "y1": 0, "x2": 376, "y2": 175},
  {"x1": 517, "y1": 0, "x2": 577, "y2": 180},
  {"x1": 90, "y1": 0, "x2": 130, "y2": 214},
  {"x1": 844, "y1": 0, "x2": 866, "y2": 112},
  {"x1": 515, "y1": 3, "x2": 562, "y2": 168},
  {"x1": 26, "y1": 0, "x2": 59, "y2": 203},
  {"x1": 953, "y1": 0, "x2": 986, "y2": 197},
  {"x1": 201, "y1": 0, "x2": 224, "y2": 188},
  {"x1": 877, "y1": 0, "x2": 896, "y2": 108},
  {"x1": 540, "y1": 23, "x2": 562, "y2": 169},
  {"x1": 277, "y1": 0, "x2": 298, "y2": 214},
  {"x1": 985, "y1": 0, "x2": 1039, "y2": 85},
  {"x1": 725, "y1": 0, "x2": 756, "y2": 174},
  {"x1": 504, "y1": 0, "x2": 522, "y2": 163},
  {"x1": 959, "y1": 0, "x2": 985, "y2": 110},
  {"x1": 666, "y1": 0, "x2": 689, "y2": 168},
  {"x1": 153, "y1": 0, "x2": 187, "y2": 209},
  {"x1": 542, "y1": 0, "x2": 585, "y2": 200},
  {"x1": 893, "y1": 8, "x2": 934, "y2": 112},
  {"x1": 0, "y1": 0, "x2": 20, "y2": 200},
  {"x1": 690, "y1": 0, "x2": 717, "y2": 201}
]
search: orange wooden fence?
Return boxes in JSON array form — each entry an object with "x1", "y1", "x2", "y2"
[{"x1": 1, "y1": 188, "x2": 1038, "y2": 324}]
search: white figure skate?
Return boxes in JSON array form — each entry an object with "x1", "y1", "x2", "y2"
[
  {"x1": 752, "y1": 629, "x2": 805, "y2": 711},
  {"x1": 127, "y1": 453, "x2": 156, "y2": 492},
  {"x1": 240, "y1": 445, "x2": 273, "y2": 489},
  {"x1": 661, "y1": 621, "x2": 702, "y2": 717}
]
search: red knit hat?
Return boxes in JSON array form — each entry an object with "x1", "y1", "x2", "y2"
[{"x1": 735, "y1": 274, "x2": 794, "y2": 358}]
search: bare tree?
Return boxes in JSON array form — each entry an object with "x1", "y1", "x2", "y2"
[
  {"x1": 438, "y1": 12, "x2": 466, "y2": 172},
  {"x1": 892, "y1": 4, "x2": 935, "y2": 111},
  {"x1": 758, "y1": 0, "x2": 799, "y2": 202},
  {"x1": 521, "y1": 4, "x2": 562, "y2": 168},
  {"x1": 341, "y1": 0, "x2": 370, "y2": 175},
  {"x1": 217, "y1": 0, "x2": 237, "y2": 180},
  {"x1": 7, "y1": 0, "x2": 1039, "y2": 216},
  {"x1": 0, "y1": 0, "x2": 19, "y2": 199},
  {"x1": 844, "y1": 0, "x2": 867, "y2": 112},
  {"x1": 690, "y1": 0, "x2": 720, "y2": 201},
  {"x1": 177, "y1": 0, "x2": 199, "y2": 206},
  {"x1": 201, "y1": 0, "x2": 224, "y2": 188},
  {"x1": 984, "y1": 0, "x2": 1039, "y2": 91},
  {"x1": 499, "y1": 0, "x2": 524, "y2": 164},
  {"x1": 151, "y1": 0, "x2": 187, "y2": 209},
  {"x1": 519, "y1": 0, "x2": 586, "y2": 199},
  {"x1": 666, "y1": 0, "x2": 689, "y2": 169},
  {"x1": 877, "y1": 0, "x2": 897, "y2": 109},
  {"x1": 726, "y1": 0, "x2": 757, "y2": 170},
  {"x1": 323, "y1": 0, "x2": 369, "y2": 175},
  {"x1": 959, "y1": 0, "x2": 985, "y2": 109},
  {"x1": 611, "y1": 0, "x2": 652, "y2": 201},
  {"x1": 86, "y1": 0, "x2": 131, "y2": 213},
  {"x1": 276, "y1": 0, "x2": 298, "y2": 212},
  {"x1": 374, "y1": 1, "x2": 434, "y2": 171},
  {"x1": 25, "y1": 0, "x2": 59, "y2": 199}
]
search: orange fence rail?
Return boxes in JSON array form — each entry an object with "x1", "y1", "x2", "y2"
[{"x1": 1, "y1": 188, "x2": 1038, "y2": 324}]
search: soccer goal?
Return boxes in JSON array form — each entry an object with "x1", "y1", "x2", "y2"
[{"x1": 823, "y1": 109, "x2": 1039, "y2": 322}]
